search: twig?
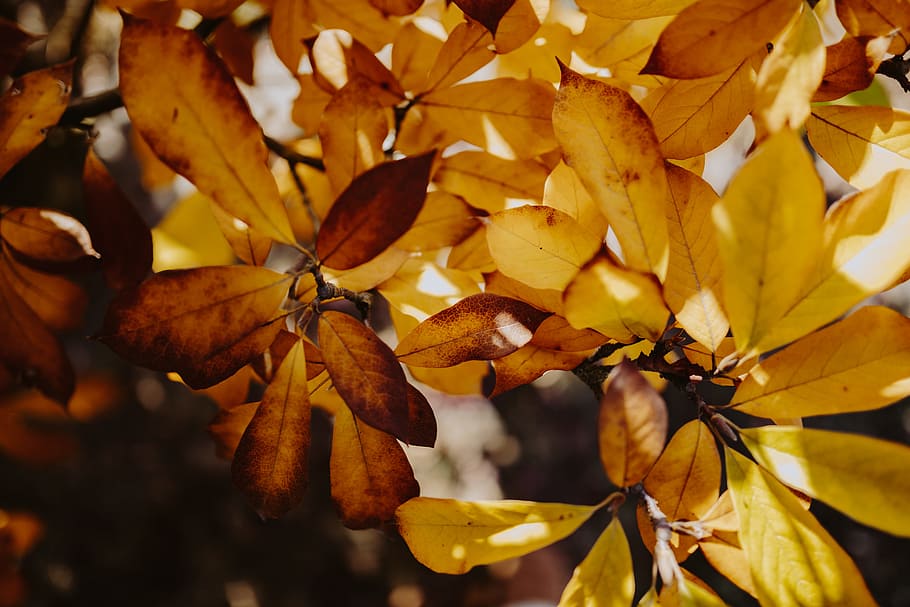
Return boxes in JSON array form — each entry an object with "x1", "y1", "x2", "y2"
[{"x1": 264, "y1": 135, "x2": 325, "y2": 171}]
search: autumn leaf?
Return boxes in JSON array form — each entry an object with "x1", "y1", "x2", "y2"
[
  {"x1": 209, "y1": 204, "x2": 272, "y2": 267},
  {"x1": 576, "y1": 0, "x2": 694, "y2": 18},
  {"x1": 836, "y1": 0, "x2": 910, "y2": 54},
  {"x1": 98, "y1": 266, "x2": 292, "y2": 389},
  {"x1": 490, "y1": 345, "x2": 589, "y2": 397},
  {"x1": 390, "y1": 20, "x2": 445, "y2": 93},
  {"x1": 433, "y1": 151, "x2": 548, "y2": 213},
  {"x1": 270, "y1": 0, "x2": 318, "y2": 73},
  {"x1": 395, "y1": 293, "x2": 550, "y2": 367},
  {"x1": 553, "y1": 63, "x2": 669, "y2": 280},
  {"x1": 331, "y1": 402, "x2": 419, "y2": 529},
  {"x1": 453, "y1": 0, "x2": 516, "y2": 35},
  {"x1": 307, "y1": 29, "x2": 406, "y2": 106},
  {"x1": 209, "y1": 402, "x2": 258, "y2": 460},
  {"x1": 557, "y1": 517, "x2": 634, "y2": 607},
  {"x1": 725, "y1": 448, "x2": 876, "y2": 607},
  {"x1": 316, "y1": 151, "x2": 434, "y2": 270},
  {"x1": 422, "y1": 20, "x2": 494, "y2": 93},
  {"x1": 0, "y1": 207, "x2": 99, "y2": 272},
  {"x1": 0, "y1": 389, "x2": 78, "y2": 465},
  {"x1": 369, "y1": 0, "x2": 423, "y2": 16},
  {"x1": 118, "y1": 15, "x2": 295, "y2": 243},
  {"x1": 0, "y1": 17, "x2": 42, "y2": 79},
  {"x1": 395, "y1": 497, "x2": 599, "y2": 574},
  {"x1": 598, "y1": 360, "x2": 668, "y2": 488},
  {"x1": 542, "y1": 160, "x2": 609, "y2": 239},
  {"x1": 813, "y1": 35, "x2": 888, "y2": 102},
  {"x1": 0, "y1": 253, "x2": 87, "y2": 332},
  {"x1": 232, "y1": 338, "x2": 310, "y2": 519},
  {"x1": 393, "y1": 191, "x2": 479, "y2": 253},
  {"x1": 405, "y1": 383, "x2": 436, "y2": 448}
]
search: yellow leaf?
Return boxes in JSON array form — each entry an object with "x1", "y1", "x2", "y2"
[
  {"x1": 741, "y1": 424, "x2": 910, "y2": 538},
  {"x1": 306, "y1": 0, "x2": 402, "y2": 52},
  {"x1": 395, "y1": 497, "x2": 600, "y2": 574},
  {"x1": 232, "y1": 339, "x2": 310, "y2": 519},
  {"x1": 711, "y1": 129, "x2": 824, "y2": 355},
  {"x1": 308, "y1": 29, "x2": 406, "y2": 106},
  {"x1": 575, "y1": 15, "x2": 672, "y2": 73},
  {"x1": 529, "y1": 315, "x2": 608, "y2": 352},
  {"x1": 485, "y1": 270, "x2": 565, "y2": 315},
  {"x1": 391, "y1": 19, "x2": 445, "y2": 93},
  {"x1": 553, "y1": 64, "x2": 669, "y2": 280},
  {"x1": 662, "y1": 165, "x2": 727, "y2": 351},
  {"x1": 564, "y1": 254, "x2": 670, "y2": 342},
  {"x1": 0, "y1": 62, "x2": 73, "y2": 179},
  {"x1": 448, "y1": 225, "x2": 497, "y2": 274},
  {"x1": 118, "y1": 16, "x2": 294, "y2": 243},
  {"x1": 434, "y1": 151, "x2": 549, "y2": 213},
  {"x1": 733, "y1": 306, "x2": 910, "y2": 418},
  {"x1": 422, "y1": 20, "x2": 494, "y2": 93},
  {"x1": 599, "y1": 360, "x2": 668, "y2": 487},
  {"x1": 394, "y1": 191, "x2": 479, "y2": 252},
  {"x1": 150, "y1": 192, "x2": 235, "y2": 272},
  {"x1": 807, "y1": 105, "x2": 910, "y2": 189},
  {"x1": 495, "y1": 21, "x2": 574, "y2": 83},
  {"x1": 576, "y1": 0, "x2": 695, "y2": 18},
  {"x1": 641, "y1": 0, "x2": 801, "y2": 79},
  {"x1": 291, "y1": 74, "x2": 332, "y2": 135},
  {"x1": 379, "y1": 258, "x2": 482, "y2": 324},
  {"x1": 641, "y1": 52, "x2": 760, "y2": 160},
  {"x1": 486, "y1": 205, "x2": 602, "y2": 291},
  {"x1": 490, "y1": 0, "x2": 548, "y2": 54},
  {"x1": 836, "y1": 0, "x2": 910, "y2": 54},
  {"x1": 490, "y1": 345, "x2": 589, "y2": 397},
  {"x1": 661, "y1": 575, "x2": 729, "y2": 607},
  {"x1": 270, "y1": 0, "x2": 318, "y2": 73},
  {"x1": 725, "y1": 448, "x2": 876, "y2": 607},
  {"x1": 557, "y1": 517, "x2": 634, "y2": 607},
  {"x1": 753, "y1": 5, "x2": 825, "y2": 141},
  {"x1": 543, "y1": 161, "x2": 609, "y2": 239},
  {"x1": 209, "y1": 204, "x2": 272, "y2": 267}
]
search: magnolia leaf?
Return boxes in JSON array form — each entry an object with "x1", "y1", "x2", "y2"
[
  {"x1": 331, "y1": 402, "x2": 419, "y2": 529},
  {"x1": 253, "y1": 331, "x2": 325, "y2": 383},
  {"x1": 270, "y1": 0, "x2": 318, "y2": 74},
  {"x1": 575, "y1": 16, "x2": 671, "y2": 82},
  {"x1": 209, "y1": 204, "x2": 272, "y2": 267},
  {"x1": 232, "y1": 339, "x2": 310, "y2": 519},
  {"x1": 174, "y1": 0, "x2": 243, "y2": 17},
  {"x1": 807, "y1": 105, "x2": 910, "y2": 189},
  {"x1": 394, "y1": 293, "x2": 549, "y2": 367},
  {"x1": 563, "y1": 254, "x2": 670, "y2": 343},
  {"x1": 316, "y1": 152, "x2": 434, "y2": 270},
  {"x1": 733, "y1": 306, "x2": 910, "y2": 418},
  {"x1": 553, "y1": 63, "x2": 669, "y2": 279},
  {"x1": 0, "y1": 254, "x2": 86, "y2": 332},
  {"x1": 394, "y1": 191, "x2": 479, "y2": 252},
  {"x1": 118, "y1": 15, "x2": 294, "y2": 243},
  {"x1": 433, "y1": 151, "x2": 548, "y2": 213},
  {"x1": 699, "y1": 534, "x2": 756, "y2": 598},
  {"x1": 813, "y1": 35, "x2": 886, "y2": 102},
  {"x1": 599, "y1": 360, "x2": 668, "y2": 488},
  {"x1": 752, "y1": 4, "x2": 825, "y2": 141},
  {"x1": 485, "y1": 270, "x2": 565, "y2": 316},
  {"x1": 423, "y1": 20, "x2": 494, "y2": 93},
  {"x1": 395, "y1": 497, "x2": 599, "y2": 574},
  {"x1": 641, "y1": 52, "x2": 760, "y2": 160},
  {"x1": 308, "y1": 30, "x2": 405, "y2": 105},
  {"x1": 661, "y1": 164, "x2": 727, "y2": 351},
  {"x1": 82, "y1": 150, "x2": 152, "y2": 289},
  {"x1": 405, "y1": 383, "x2": 436, "y2": 448},
  {"x1": 209, "y1": 401, "x2": 258, "y2": 460},
  {"x1": 0, "y1": 18, "x2": 43, "y2": 79},
  {"x1": 486, "y1": 205, "x2": 602, "y2": 291},
  {"x1": 542, "y1": 160, "x2": 609, "y2": 239},
  {"x1": 0, "y1": 207, "x2": 98, "y2": 272},
  {"x1": 576, "y1": 0, "x2": 695, "y2": 18},
  {"x1": 98, "y1": 266, "x2": 291, "y2": 389},
  {"x1": 557, "y1": 517, "x2": 634, "y2": 607},
  {"x1": 391, "y1": 21, "x2": 445, "y2": 92},
  {"x1": 529, "y1": 315, "x2": 608, "y2": 352},
  {"x1": 725, "y1": 448, "x2": 876, "y2": 607},
  {"x1": 453, "y1": 0, "x2": 516, "y2": 35},
  {"x1": 712, "y1": 129, "x2": 824, "y2": 355},
  {"x1": 836, "y1": 0, "x2": 910, "y2": 54},
  {"x1": 369, "y1": 0, "x2": 424, "y2": 16},
  {"x1": 661, "y1": 574, "x2": 728, "y2": 607},
  {"x1": 489, "y1": 0, "x2": 547, "y2": 55},
  {"x1": 306, "y1": 0, "x2": 403, "y2": 53},
  {"x1": 0, "y1": 62, "x2": 73, "y2": 179},
  {"x1": 379, "y1": 258, "x2": 482, "y2": 323},
  {"x1": 641, "y1": 0, "x2": 801, "y2": 79},
  {"x1": 490, "y1": 345, "x2": 588, "y2": 397},
  {"x1": 318, "y1": 310, "x2": 411, "y2": 441},
  {"x1": 741, "y1": 425, "x2": 910, "y2": 538},
  {"x1": 753, "y1": 170, "x2": 910, "y2": 353}
]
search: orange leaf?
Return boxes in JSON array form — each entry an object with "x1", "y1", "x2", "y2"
[
  {"x1": 0, "y1": 17, "x2": 42, "y2": 79},
  {"x1": 270, "y1": 0, "x2": 319, "y2": 73},
  {"x1": 393, "y1": 191, "x2": 479, "y2": 252},
  {"x1": 0, "y1": 253, "x2": 86, "y2": 331},
  {"x1": 528, "y1": 315, "x2": 609, "y2": 352},
  {"x1": 253, "y1": 330, "x2": 325, "y2": 383},
  {"x1": 308, "y1": 29, "x2": 406, "y2": 106},
  {"x1": 0, "y1": 207, "x2": 98, "y2": 272},
  {"x1": 118, "y1": 15, "x2": 294, "y2": 243},
  {"x1": 837, "y1": 0, "x2": 910, "y2": 54},
  {"x1": 814, "y1": 35, "x2": 887, "y2": 102},
  {"x1": 490, "y1": 345, "x2": 588, "y2": 397},
  {"x1": 316, "y1": 151, "x2": 435, "y2": 270},
  {"x1": 209, "y1": 203, "x2": 272, "y2": 267},
  {"x1": 232, "y1": 338, "x2": 310, "y2": 518},
  {"x1": 598, "y1": 359, "x2": 667, "y2": 487},
  {"x1": 98, "y1": 266, "x2": 291, "y2": 389},
  {"x1": 318, "y1": 311, "x2": 411, "y2": 441},
  {"x1": 395, "y1": 293, "x2": 550, "y2": 367},
  {"x1": 209, "y1": 402, "x2": 258, "y2": 460},
  {"x1": 82, "y1": 150, "x2": 152, "y2": 289},
  {"x1": 330, "y1": 402, "x2": 420, "y2": 529},
  {"x1": 369, "y1": 0, "x2": 424, "y2": 15},
  {"x1": 0, "y1": 389, "x2": 77, "y2": 465},
  {"x1": 453, "y1": 0, "x2": 517, "y2": 35},
  {"x1": 423, "y1": 21, "x2": 494, "y2": 93}
]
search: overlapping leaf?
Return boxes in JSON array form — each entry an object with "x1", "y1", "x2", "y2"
[
  {"x1": 0, "y1": 207, "x2": 98, "y2": 272},
  {"x1": 556, "y1": 517, "x2": 633, "y2": 607},
  {"x1": 433, "y1": 151, "x2": 548, "y2": 213}
]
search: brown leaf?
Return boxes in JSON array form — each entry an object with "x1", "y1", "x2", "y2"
[
  {"x1": 0, "y1": 61, "x2": 73, "y2": 178},
  {"x1": 528, "y1": 315, "x2": 608, "y2": 352},
  {"x1": 453, "y1": 0, "x2": 517, "y2": 35},
  {"x1": 82, "y1": 150, "x2": 152, "y2": 289},
  {"x1": 330, "y1": 402, "x2": 420, "y2": 529},
  {"x1": 406, "y1": 382, "x2": 436, "y2": 447},
  {"x1": 0, "y1": 17, "x2": 42, "y2": 79},
  {"x1": 0, "y1": 389, "x2": 78, "y2": 465},
  {"x1": 490, "y1": 345, "x2": 588, "y2": 397},
  {"x1": 598, "y1": 359, "x2": 668, "y2": 487},
  {"x1": 213, "y1": 19, "x2": 254, "y2": 85},
  {"x1": 316, "y1": 151, "x2": 435, "y2": 270},
  {"x1": 0, "y1": 207, "x2": 98, "y2": 272},
  {"x1": 118, "y1": 15, "x2": 294, "y2": 243},
  {"x1": 232, "y1": 339, "x2": 310, "y2": 518},
  {"x1": 318, "y1": 311, "x2": 411, "y2": 441},
  {"x1": 209, "y1": 401, "x2": 258, "y2": 460},
  {"x1": 369, "y1": 0, "x2": 424, "y2": 16},
  {"x1": 813, "y1": 35, "x2": 887, "y2": 102},
  {"x1": 98, "y1": 266, "x2": 292, "y2": 389},
  {"x1": 0, "y1": 253, "x2": 86, "y2": 331},
  {"x1": 395, "y1": 293, "x2": 550, "y2": 367},
  {"x1": 253, "y1": 330, "x2": 325, "y2": 383}
]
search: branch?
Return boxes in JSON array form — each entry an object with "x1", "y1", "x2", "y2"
[
  {"x1": 878, "y1": 53, "x2": 910, "y2": 93},
  {"x1": 264, "y1": 136, "x2": 325, "y2": 171}
]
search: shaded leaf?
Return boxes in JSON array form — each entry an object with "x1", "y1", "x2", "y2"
[
  {"x1": 725, "y1": 447, "x2": 876, "y2": 607},
  {"x1": 0, "y1": 207, "x2": 98, "y2": 272},
  {"x1": 0, "y1": 254, "x2": 86, "y2": 331},
  {"x1": 553, "y1": 63, "x2": 669, "y2": 279},
  {"x1": 813, "y1": 35, "x2": 888, "y2": 102},
  {"x1": 599, "y1": 360, "x2": 668, "y2": 487},
  {"x1": 542, "y1": 160, "x2": 609, "y2": 239},
  {"x1": 306, "y1": 0, "x2": 403, "y2": 52},
  {"x1": 453, "y1": 0, "x2": 516, "y2": 35},
  {"x1": 490, "y1": 345, "x2": 588, "y2": 397},
  {"x1": 489, "y1": 0, "x2": 548, "y2": 55},
  {"x1": 0, "y1": 389, "x2": 77, "y2": 464},
  {"x1": 557, "y1": 517, "x2": 634, "y2": 607},
  {"x1": 99, "y1": 266, "x2": 291, "y2": 389},
  {"x1": 209, "y1": 402, "x2": 259, "y2": 460},
  {"x1": 270, "y1": 0, "x2": 319, "y2": 73},
  {"x1": 391, "y1": 20, "x2": 445, "y2": 92},
  {"x1": 369, "y1": 0, "x2": 423, "y2": 16},
  {"x1": 212, "y1": 18, "x2": 254, "y2": 85},
  {"x1": 232, "y1": 339, "x2": 310, "y2": 518},
  {"x1": 318, "y1": 311, "x2": 411, "y2": 441},
  {"x1": 209, "y1": 203, "x2": 272, "y2": 267},
  {"x1": 529, "y1": 315, "x2": 608, "y2": 352},
  {"x1": 119, "y1": 15, "x2": 294, "y2": 243},
  {"x1": 331, "y1": 402, "x2": 419, "y2": 529},
  {"x1": 396, "y1": 497, "x2": 599, "y2": 574},
  {"x1": 316, "y1": 152, "x2": 434, "y2": 270},
  {"x1": 395, "y1": 293, "x2": 549, "y2": 367},
  {"x1": 405, "y1": 383, "x2": 436, "y2": 448},
  {"x1": 0, "y1": 17, "x2": 42, "y2": 79}
]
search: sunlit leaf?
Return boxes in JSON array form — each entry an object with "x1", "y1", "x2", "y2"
[
  {"x1": 575, "y1": 15, "x2": 671, "y2": 79},
  {"x1": 557, "y1": 517, "x2": 634, "y2": 607},
  {"x1": 433, "y1": 151, "x2": 548, "y2": 213},
  {"x1": 308, "y1": 29, "x2": 406, "y2": 106},
  {"x1": 150, "y1": 191, "x2": 235, "y2": 272},
  {"x1": 331, "y1": 402, "x2": 419, "y2": 529},
  {"x1": 813, "y1": 35, "x2": 888, "y2": 102},
  {"x1": 576, "y1": 0, "x2": 694, "y2": 18},
  {"x1": 270, "y1": 0, "x2": 318, "y2": 73},
  {"x1": 0, "y1": 62, "x2": 72, "y2": 179},
  {"x1": 396, "y1": 497, "x2": 599, "y2": 574},
  {"x1": 395, "y1": 293, "x2": 549, "y2": 367},
  {"x1": 316, "y1": 152, "x2": 434, "y2": 270},
  {"x1": 394, "y1": 191, "x2": 479, "y2": 252},
  {"x1": 0, "y1": 207, "x2": 98, "y2": 272},
  {"x1": 391, "y1": 19, "x2": 445, "y2": 92},
  {"x1": 118, "y1": 15, "x2": 294, "y2": 243},
  {"x1": 209, "y1": 204, "x2": 272, "y2": 267},
  {"x1": 725, "y1": 447, "x2": 876, "y2": 607},
  {"x1": 98, "y1": 266, "x2": 292, "y2": 389},
  {"x1": 599, "y1": 360, "x2": 668, "y2": 487},
  {"x1": 836, "y1": 0, "x2": 910, "y2": 54},
  {"x1": 486, "y1": 205, "x2": 602, "y2": 291},
  {"x1": 485, "y1": 269, "x2": 565, "y2": 316},
  {"x1": 712, "y1": 129, "x2": 824, "y2": 355},
  {"x1": 232, "y1": 338, "x2": 310, "y2": 519},
  {"x1": 490, "y1": 345, "x2": 588, "y2": 397},
  {"x1": 542, "y1": 160, "x2": 609, "y2": 239},
  {"x1": 641, "y1": 0, "x2": 800, "y2": 79},
  {"x1": 553, "y1": 64, "x2": 669, "y2": 279},
  {"x1": 379, "y1": 258, "x2": 482, "y2": 324},
  {"x1": 660, "y1": 573, "x2": 728, "y2": 607},
  {"x1": 306, "y1": 0, "x2": 403, "y2": 52},
  {"x1": 423, "y1": 20, "x2": 494, "y2": 93},
  {"x1": 490, "y1": 0, "x2": 548, "y2": 54}
]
